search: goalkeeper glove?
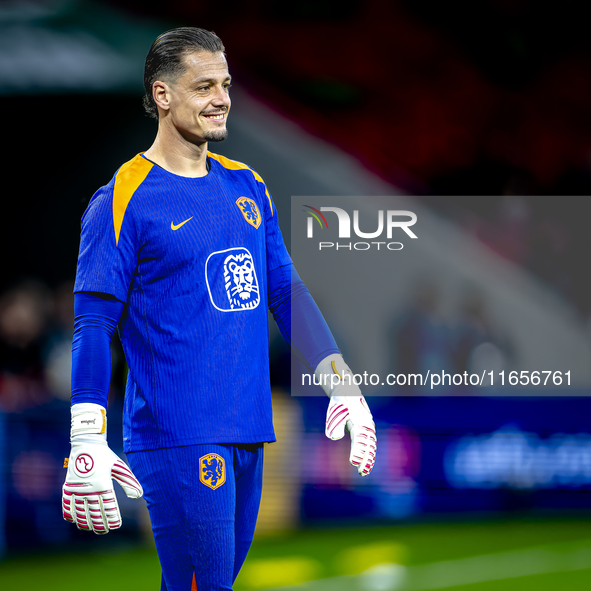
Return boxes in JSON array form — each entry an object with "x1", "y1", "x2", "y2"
[
  {"x1": 315, "y1": 354, "x2": 377, "y2": 477},
  {"x1": 62, "y1": 403, "x2": 143, "y2": 534}
]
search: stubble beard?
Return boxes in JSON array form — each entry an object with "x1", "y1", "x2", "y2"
[{"x1": 203, "y1": 128, "x2": 228, "y2": 142}]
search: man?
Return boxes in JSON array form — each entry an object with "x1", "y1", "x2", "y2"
[{"x1": 62, "y1": 27, "x2": 376, "y2": 591}]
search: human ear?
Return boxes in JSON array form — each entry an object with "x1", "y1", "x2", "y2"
[{"x1": 152, "y1": 81, "x2": 171, "y2": 112}]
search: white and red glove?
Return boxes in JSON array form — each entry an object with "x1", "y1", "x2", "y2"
[
  {"x1": 62, "y1": 403, "x2": 143, "y2": 535},
  {"x1": 315, "y1": 354, "x2": 377, "y2": 477}
]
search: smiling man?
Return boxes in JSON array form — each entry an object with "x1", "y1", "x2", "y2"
[{"x1": 62, "y1": 27, "x2": 376, "y2": 591}]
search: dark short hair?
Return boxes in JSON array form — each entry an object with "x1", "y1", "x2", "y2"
[{"x1": 143, "y1": 27, "x2": 225, "y2": 119}]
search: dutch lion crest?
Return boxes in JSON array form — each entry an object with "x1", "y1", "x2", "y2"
[
  {"x1": 236, "y1": 196, "x2": 261, "y2": 229},
  {"x1": 199, "y1": 453, "x2": 226, "y2": 490}
]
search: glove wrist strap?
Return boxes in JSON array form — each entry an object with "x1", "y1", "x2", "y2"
[
  {"x1": 71, "y1": 403, "x2": 107, "y2": 439},
  {"x1": 314, "y1": 354, "x2": 362, "y2": 397}
]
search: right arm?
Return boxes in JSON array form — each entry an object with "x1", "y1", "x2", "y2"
[
  {"x1": 62, "y1": 292, "x2": 142, "y2": 534},
  {"x1": 71, "y1": 292, "x2": 124, "y2": 407},
  {"x1": 64, "y1": 168, "x2": 147, "y2": 533}
]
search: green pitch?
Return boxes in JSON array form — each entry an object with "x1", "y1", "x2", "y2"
[{"x1": 1, "y1": 516, "x2": 591, "y2": 590}]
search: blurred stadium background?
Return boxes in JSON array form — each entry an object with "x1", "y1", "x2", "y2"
[{"x1": 2, "y1": 0, "x2": 591, "y2": 589}]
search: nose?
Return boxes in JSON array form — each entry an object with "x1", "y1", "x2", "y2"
[{"x1": 211, "y1": 85, "x2": 231, "y2": 108}]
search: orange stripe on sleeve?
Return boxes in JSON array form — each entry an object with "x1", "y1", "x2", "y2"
[
  {"x1": 208, "y1": 151, "x2": 274, "y2": 216},
  {"x1": 113, "y1": 154, "x2": 153, "y2": 245},
  {"x1": 191, "y1": 572, "x2": 198, "y2": 590}
]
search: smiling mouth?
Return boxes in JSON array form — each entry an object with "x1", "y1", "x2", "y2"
[{"x1": 202, "y1": 112, "x2": 226, "y2": 121}]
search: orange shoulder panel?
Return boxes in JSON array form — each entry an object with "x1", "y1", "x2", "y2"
[
  {"x1": 113, "y1": 154, "x2": 153, "y2": 245},
  {"x1": 207, "y1": 151, "x2": 273, "y2": 216}
]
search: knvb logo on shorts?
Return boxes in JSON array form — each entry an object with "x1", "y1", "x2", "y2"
[
  {"x1": 205, "y1": 247, "x2": 261, "y2": 311},
  {"x1": 199, "y1": 453, "x2": 226, "y2": 490},
  {"x1": 303, "y1": 205, "x2": 418, "y2": 251}
]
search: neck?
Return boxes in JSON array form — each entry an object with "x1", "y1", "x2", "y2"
[{"x1": 144, "y1": 125, "x2": 210, "y2": 178}]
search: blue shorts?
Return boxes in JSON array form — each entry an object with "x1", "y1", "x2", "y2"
[{"x1": 128, "y1": 443, "x2": 264, "y2": 591}]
